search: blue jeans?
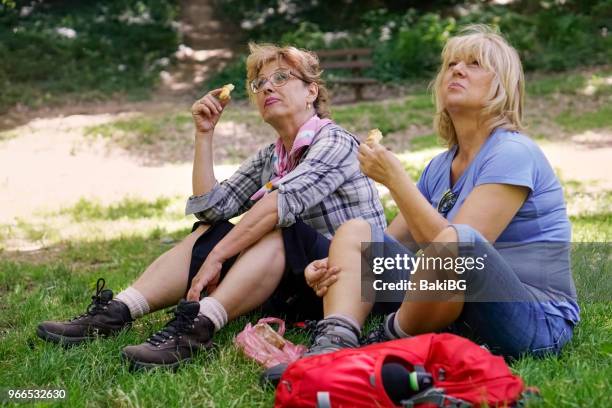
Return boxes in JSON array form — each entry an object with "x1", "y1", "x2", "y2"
[{"x1": 370, "y1": 223, "x2": 576, "y2": 359}]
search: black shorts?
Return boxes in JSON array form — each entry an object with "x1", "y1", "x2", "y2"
[{"x1": 186, "y1": 219, "x2": 330, "y2": 321}]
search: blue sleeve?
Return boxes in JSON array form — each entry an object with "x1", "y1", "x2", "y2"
[
  {"x1": 416, "y1": 160, "x2": 433, "y2": 203},
  {"x1": 475, "y1": 139, "x2": 536, "y2": 191}
]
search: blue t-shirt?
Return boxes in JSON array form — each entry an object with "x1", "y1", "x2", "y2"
[{"x1": 417, "y1": 128, "x2": 579, "y2": 323}]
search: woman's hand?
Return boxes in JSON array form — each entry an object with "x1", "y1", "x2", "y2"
[
  {"x1": 305, "y1": 258, "x2": 341, "y2": 297},
  {"x1": 191, "y1": 88, "x2": 229, "y2": 136},
  {"x1": 186, "y1": 254, "x2": 224, "y2": 301},
  {"x1": 358, "y1": 142, "x2": 405, "y2": 187}
]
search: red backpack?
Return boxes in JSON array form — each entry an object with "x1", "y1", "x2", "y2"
[{"x1": 274, "y1": 333, "x2": 538, "y2": 407}]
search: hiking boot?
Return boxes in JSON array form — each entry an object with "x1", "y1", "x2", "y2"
[
  {"x1": 362, "y1": 324, "x2": 392, "y2": 345},
  {"x1": 362, "y1": 313, "x2": 405, "y2": 345},
  {"x1": 121, "y1": 300, "x2": 214, "y2": 370},
  {"x1": 36, "y1": 278, "x2": 133, "y2": 346},
  {"x1": 304, "y1": 317, "x2": 360, "y2": 356},
  {"x1": 261, "y1": 317, "x2": 360, "y2": 386}
]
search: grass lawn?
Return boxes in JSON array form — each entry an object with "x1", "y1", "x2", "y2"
[{"x1": 0, "y1": 201, "x2": 610, "y2": 407}]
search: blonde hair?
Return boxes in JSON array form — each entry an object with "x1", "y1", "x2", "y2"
[
  {"x1": 432, "y1": 24, "x2": 524, "y2": 147},
  {"x1": 246, "y1": 42, "x2": 331, "y2": 118}
]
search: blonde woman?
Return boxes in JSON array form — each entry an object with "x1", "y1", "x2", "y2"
[
  {"x1": 273, "y1": 25, "x2": 579, "y2": 368},
  {"x1": 37, "y1": 43, "x2": 385, "y2": 369}
]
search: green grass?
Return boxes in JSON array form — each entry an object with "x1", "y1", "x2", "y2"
[
  {"x1": 556, "y1": 104, "x2": 612, "y2": 132},
  {"x1": 0, "y1": 229, "x2": 274, "y2": 407},
  {"x1": 409, "y1": 133, "x2": 441, "y2": 150},
  {"x1": 86, "y1": 114, "x2": 193, "y2": 144},
  {"x1": 60, "y1": 197, "x2": 174, "y2": 222},
  {"x1": 526, "y1": 72, "x2": 587, "y2": 96},
  {"x1": 527, "y1": 70, "x2": 612, "y2": 97},
  {"x1": 1, "y1": 175, "x2": 609, "y2": 406},
  {"x1": 332, "y1": 94, "x2": 434, "y2": 135},
  {"x1": 0, "y1": 212, "x2": 610, "y2": 406}
]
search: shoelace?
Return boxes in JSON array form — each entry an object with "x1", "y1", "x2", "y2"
[
  {"x1": 308, "y1": 319, "x2": 358, "y2": 351},
  {"x1": 362, "y1": 324, "x2": 389, "y2": 345},
  {"x1": 146, "y1": 307, "x2": 195, "y2": 346},
  {"x1": 69, "y1": 278, "x2": 110, "y2": 321}
]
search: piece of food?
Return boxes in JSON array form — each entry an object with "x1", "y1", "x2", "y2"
[
  {"x1": 366, "y1": 128, "x2": 383, "y2": 145},
  {"x1": 254, "y1": 322, "x2": 286, "y2": 349},
  {"x1": 219, "y1": 83, "x2": 235, "y2": 101}
]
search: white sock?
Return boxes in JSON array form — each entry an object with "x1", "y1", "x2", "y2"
[
  {"x1": 115, "y1": 287, "x2": 150, "y2": 319},
  {"x1": 199, "y1": 296, "x2": 228, "y2": 332},
  {"x1": 326, "y1": 313, "x2": 362, "y2": 335}
]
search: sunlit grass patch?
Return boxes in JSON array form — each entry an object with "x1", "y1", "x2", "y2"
[
  {"x1": 526, "y1": 68, "x2": 612, "y2": 97},
  {"x1": 60, "y1": 197, "x2": 175, "y2": 222},
  {"x1": 0, "y1": 196, "x2": 189, "y2": 251},
  {"x1": 332, "y1": 95, "x2": 433, "y2": 135},
  {"x1": 556, "y1": 104, "x2": 612, "y2": 132},
  {"x1": 409, "y1": 133, "x2": 440, "y2": 151}
]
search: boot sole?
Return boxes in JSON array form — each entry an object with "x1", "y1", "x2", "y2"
[
  {"x1": 121, "y1": 351, "x2": 189, "y2": 371},
  {"x1": 120, "y1": 340, "x2": 214, "y2": 372},
  {"x1": 36, "y1": 324, "x2": 131, "y2": 347},
  {"x1": 36, "y1": 325, "x2": 94, "y2": 347}
]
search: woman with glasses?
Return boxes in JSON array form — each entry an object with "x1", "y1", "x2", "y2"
[
  {"x1": 277, "y1": 25, "x2": 579, "y2": 364},
  {"x1": 37, "y1": 43, "x2": 386, "y2": 369}
]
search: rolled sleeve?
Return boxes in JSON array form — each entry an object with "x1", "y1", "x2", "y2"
[
  {"x1": 185, "y1": 144, "x2": 274, "y2": 223},
  {"x1": 276, "y1": 126, "x2": 359, "y2": 227}
]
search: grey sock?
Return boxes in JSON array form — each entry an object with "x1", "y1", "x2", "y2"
[
  {"x1": 383, "y1": 312, "x2": 410, "y2": 339},
  {"x1": 325, "y1": 313, "x2": 362, "y2": 335}
]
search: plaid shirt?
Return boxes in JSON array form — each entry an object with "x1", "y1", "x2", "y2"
[{"x1": 185, "y1": 124, "x2": 386, "y2": 239}]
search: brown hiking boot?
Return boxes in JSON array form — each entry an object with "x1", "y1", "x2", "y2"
[
  {"x1": 36, "y1": 278, "x2": 133, "y2": 346},
  {"x1": 121, "y1": 300, "x2": 214, "y2": 370}
]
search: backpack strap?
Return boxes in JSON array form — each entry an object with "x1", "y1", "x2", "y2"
[
  {"x1": 401, "y1": 388, "x2": 472, "y2": 408},
  {"x1": 316, "y1": 391, "x2": 331, "y2": 408}
]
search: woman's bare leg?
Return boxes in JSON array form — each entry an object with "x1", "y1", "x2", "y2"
[
  {"x1": 323, "y1": 219, "x2": 374, "y2": 326},
  {"x1": 395, "y1": 226, "x2": 464, "y2": 334},
  {"x1": 210, "y1": 229, "x2": 286, "y2": 320},
  {"x1": 131, "y1": 224, "x2": 210, "y2": 312}
]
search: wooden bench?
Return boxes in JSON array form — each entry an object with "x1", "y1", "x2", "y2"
[{"x1": 315, "y1": 48, "x2": 377, "y2": 101}]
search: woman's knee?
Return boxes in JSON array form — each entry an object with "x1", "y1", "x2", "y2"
[
  {"x1": 444, "y1": 224, "x2": 488, "y2": 245},
  {"x1": 334, "y1": 219, "x2": 372, "y2": 244},
  {"x1": 433, "y1": 225, "x2": 459, "y2": 243},
  {"x1": 257, "y1": 228, "x2": 284, "y2": 252}
]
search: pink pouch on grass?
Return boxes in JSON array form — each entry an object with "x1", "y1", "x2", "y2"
[{"x1": 234, "y1": 317, "x2": 307, "y2": 368}]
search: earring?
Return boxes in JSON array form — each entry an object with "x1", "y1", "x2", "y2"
[{"x1": 306, "y1": 102, "x2": 312, "y2": 110}]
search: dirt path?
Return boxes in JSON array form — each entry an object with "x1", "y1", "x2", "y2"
[
  {"x1": 0, "y1": 113, "x2": 238, "y2": 224},
  {"x1": 1, "y1": 111, "x2": 610, "y2": 226}
]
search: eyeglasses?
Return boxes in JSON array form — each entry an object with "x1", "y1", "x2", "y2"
[
  {"x1": 250, "y1": 69, "x2": 307, "y2": 94},
  {"x1": 437, "y1": 189, "x2": 458, "y2": 217}
]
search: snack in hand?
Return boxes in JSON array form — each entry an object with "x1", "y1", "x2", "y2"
[
  {"x1": 219, "y1": 83, "x2": 235, "y2": 101},
  {"x1": 366, "y1": 128, "x2": 383, "y2": 145}
]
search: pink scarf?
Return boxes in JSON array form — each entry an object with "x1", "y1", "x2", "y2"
[{"x1": 251, "y1": 115, "x2": 333, "y2": 201}]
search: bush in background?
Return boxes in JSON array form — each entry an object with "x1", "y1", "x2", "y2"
[
  {"x1": 0, "y1": 0, "x2": 179, "y2": 113},
  {"x1": 209, "y1": 0, "x2": 610, "y2": 94}
]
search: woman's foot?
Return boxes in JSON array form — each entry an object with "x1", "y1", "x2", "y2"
[
  {"x1": 36, "y1": 278, "x2": 133, "y2": 346},
  {"x1": 305, "y1": 317, "x2": 360, "y2": 356},
  {"x1": 363, "y1": 313, "x2": 407, "y2": 345},
  {"x1": 261, "y1": 316, "x2": 360, "y2": 386},
  {"x1": 121, "y1": 300, "x2": 215, "y2": 370}
]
